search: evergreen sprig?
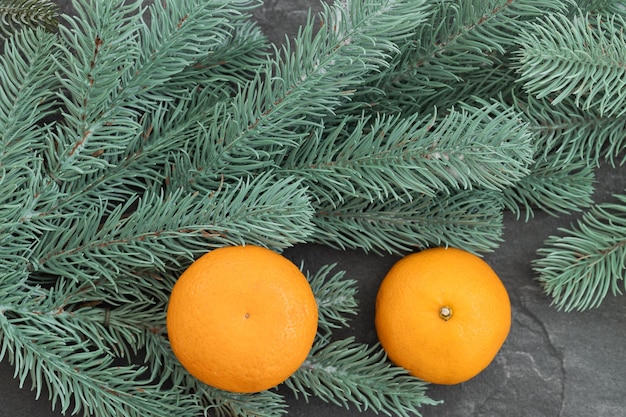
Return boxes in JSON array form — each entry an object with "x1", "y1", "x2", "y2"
[
  {"x1": 31, "y1": 174, "x2": 315, "y2": 285},
  {"x1": 516, "y1": 11, "x2": 626, "y2": 117},
  {"x1": 0, "y1": 26, "x2": 60, "y2": 153},
  {"x1": 307, "y1": 263, "x2": 359, "y2": 340},
  {"x1": 313, "y1": 188, "x2": 505, "y2": 255},
  {"x1": 533, "y1": 193, "x2": 626, "y2": 311},
  {"x1": 0, "y1": 280, "x2": 200, "y2": 417},
  {"x1": 515, "y1": 94, "x2": 626, "y2": 167},
  {"x1": 0, "y1": 0, "x2": 57, "y2": 38},
  {"x1": 365, "y1": 0, "x2": 569, "y2": 115},
  {"x1": 281, "y1": 102, "x2": 534, "y2": 206},
  {"x1": 285, "y1": 338, "x2": 440, "y2": 417},
  {"x1": 499, "y1": 154, "x2": 595, "y2": 220}
]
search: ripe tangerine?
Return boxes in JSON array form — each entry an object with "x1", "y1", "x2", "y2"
[
  {"x1": 166, "y1": 245, "x2": 318, "y2": 393},
  {"x1": 375, "y1": 247, "x2": 511, "y2": 385}
]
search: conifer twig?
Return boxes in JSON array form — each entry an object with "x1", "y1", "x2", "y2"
[
  {"x1": 534, "y1": 194, "x2": 626, "y2": 311},
  {"x1": 0, "y1": 0, "x2": 58, "y2": 38}
]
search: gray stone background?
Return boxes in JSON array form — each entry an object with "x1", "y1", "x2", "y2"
[{"x1": 2, "y1": 1, "x2": 626, "y2": 416}]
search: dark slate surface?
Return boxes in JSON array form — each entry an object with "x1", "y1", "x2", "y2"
[{"x1": 2, "y1": 1, "x2": 626, "y2": 416}]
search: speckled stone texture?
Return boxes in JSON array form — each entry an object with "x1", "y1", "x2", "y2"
[{"x1": 1, "y1": 1, "x2": 626, "y2": 417}]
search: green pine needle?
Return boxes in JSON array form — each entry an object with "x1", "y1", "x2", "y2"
[
  {"x1": 534, "y1": 193, "x2": 626, "y2": 311},
  {"x1": 0, "y1": 0, "x2": 57, "y2": 38},
  {"x1": 500, "y1": 154, "x2": 596, "y2": 220},
  {"x1": 306, "y1": 263, "x2": 359, "y2": 340},
  {"x1": 516, "y1": 11, "x2": 626, "y2": 117},
  {"x1": 281, "y1": 101, "x2": 534, "y2": 205},
  {"x1": 312, "y1": 189, "x2": 505, "y2": 255},
  {"x1": 515, "y1": 94, "x2": 626, "y2": 168},
  {"x1": 285, "y1": 338, "x2": 440, "y2": 417},
  {"x1": 368, "y1": 0, "x2": 568, "y2": 115}
]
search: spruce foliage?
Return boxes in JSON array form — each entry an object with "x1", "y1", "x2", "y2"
[
  {"x1": 0, "y1": 0, "x2": 57, "y2": 38},
  {"x1": 534, "y1": 194, "x2": 626, "y2": 311},
  {"x1": 0, "y1": 0, "x2": 625, "y2": 416}
]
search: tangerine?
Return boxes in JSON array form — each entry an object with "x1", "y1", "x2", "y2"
[
  {"x1": 375, "y1": 247, "x2": 511, "y2": 385},
  {"x1": 166, "y1": 245, "x2": 318, "y2": 393}
]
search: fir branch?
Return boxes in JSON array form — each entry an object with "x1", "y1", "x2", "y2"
[
  {"x1": 570, "y1": 0, "x2": 624, "y2": 13},
  {"x1": 0, "y1": 289, "x2": 201, "y2": 417},
  {"x1": 37, "y1": 267, "x2": 173, "y2": 356},
  {"x1": 280, "y1": 102, "x2": 533, "y2": 206},
  {"x1": 134, "y1": 0, "x2": 260, "y2": 103},
  {"x1": 497, "y1": 84, "x2": 625, "y2": 218},
  {"x1": 514, "y1": 90, "x2": 626, "y2": 167},
  {"x1": 516, "y1": 12, "x2": 626, "y2": 117},
  {"x1": 412, "y1": 59, "x2": 519, "y2": 113},
  {"x1": 202, "y1": 386, "x2": 288, "y2": 417},
  {"x1": 415, "y1": 101, "x2": 534, "y2": 191},
  {"x1": 0, "y1": 0, "x2": 57, "y2": 38},
  {"x1": 47, "y1": 87, "x2": 229, "y2": 209},
  {"x1": 312, "y1": 189, "x2": 505, "y2": 255},
  {"x1": 50, "y1": 0, "x2": 248, "y2": 184},
  {"x1": 285, "y1": 338, "x2": 439, "y2": 417},
  {"x1": 306, "y1": 263, "x2": 359, "y2": 340},
  {"x1": 5, "y1": 164, "x2": 74, "y2": 262},
  {"x1": 203, "y1": 0, "x2": 430, "y2": 177},
  {"x1": 369, "y1": 0, "x2": 568, "y2": 115},
  {"x1": 533, "y1": 193, "x2": 626, "y2": 311},
  {"x1": 0, "y1": 27, "x2": 60, "y2": 149},
  {"x1": 153, "y1": 20, "x2": 269, "y2": 98},
  {"x1": 31, "y1": 174, "x2": 314, "y2": 285},
  {"x1": 605, "y1": 1, "x2": 626, "y2": 16},
  {"x1": 49, "y1": 0, "x2": 144, "y2": 182},
  {"x1": 499, "y1": 153, "x2": 595, "y2": 220},
  {"x1": 1, "y1": 49, "x2": 65, "y2": 270}
]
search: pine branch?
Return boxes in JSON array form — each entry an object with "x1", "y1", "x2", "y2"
[
  {"x1": 202, "y1": 387, "x2": 288, "y2": 417},
  {"x1": 516, "y1": 11, "x2": 626, "y2": 117},
  {"x1": 312, "y1": 189, "x2": 505, "y2": 255},
  {"x1": 0, "y1": 27, "x2": 60, "y2": 146},
  {"x1": 48, "y1": 0, "x2": 143, "y2": 182},
  {"x1": 0, "y1": 159, "x2": 61, "y2": 279},
  {"x1": 306, "y1": 263, "x2": 359, "y2": 341},
  {"x1": 285, "y1": 338, "x2": 439, "y2": 417},
  {"x1": 31, "y1": 174, "x2": 314, "y2": 285},
  {"x1": 134, "y1": 0, "x2": 261, "y2": 103},
  {"x1": 514, "y1": 92, "x2": 626, "y2": 167},
  {"x1": 0, "y1": 0, "x2": 58, "y2": 38},
  {"x1": 49, "y1": 0, "x2": 249, "y2": 184},
  {"x1": 0, "y1": 28, "x2": 66, "y2": 268},
  {"x1": 0, "y1": 285, "x2": 202, "y2": 417},
  {"x1": 411, "y1": 59, "x2": 519, "y2": 113},
  {"x1": 499, "y1": 153, "x2": 595, "y2": 220},
  {"x1": 46, "y1": 87, "x2": 230, "y2": 210},
  {"x1": 496, "y1": 84, "x2": 626, "y2": 218},
  {"x1": 153, "y1": 20, "x2": 269, "y2": 98},
  {"x1": 199, "y1": 0, "x2": 431, "y2": 179},
  {"x1": 280, "y1": 102, "x2": 534, "y2": 207},
  {"x1": 605, "y1": 1, "x2": 626, "y2": 16},
  {"x1": 533, "y1": 193, "x2": 626, "y2": 311},
  {"x1": 368, "y1": 0, "x2": 569, "y2": 115},
  {"x1": 570, "y1": 0, "x2": 625, "y2": 14}
]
